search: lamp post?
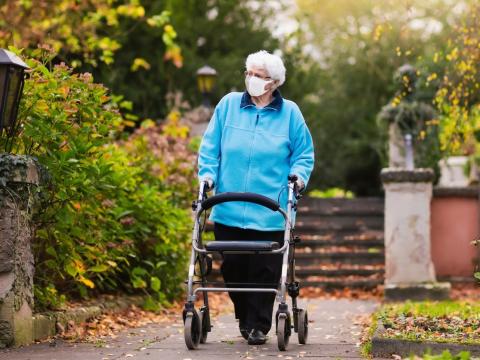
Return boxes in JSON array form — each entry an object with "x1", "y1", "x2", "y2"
[
  {"x1": 196, "y1": 65, "x2": 217, "y2": 107},
  {"x1": 0, "y1": 48, "x2": 29, "y2": 140},
  {"x1": 404, "y1": 133, "x2": 414, "y2": 170}
]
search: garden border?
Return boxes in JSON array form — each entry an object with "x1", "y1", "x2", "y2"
[
  {"x1": 32, "y1": 295, "x2": 145, "y2": 342},
  {"x1": 371, "y1": 320, "x2": 480, "y2": 357}
]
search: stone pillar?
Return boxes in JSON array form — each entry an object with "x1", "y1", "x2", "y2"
[
  {"x1": 381, "y1": 168, "x2": 451, "y2": 301},
  {"x1": 0, "y1": 154, "x2": 45, "y2": 347}
]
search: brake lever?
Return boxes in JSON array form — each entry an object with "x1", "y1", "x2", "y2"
[
  {"x1": 192, "y1": 181, "x2": 209, "y2": 211},
  {"x1": 295, "y1": 190, "x2": 302, "y2": 200}
]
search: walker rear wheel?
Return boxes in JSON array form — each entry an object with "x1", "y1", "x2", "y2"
[
  {"x1": 184, "y1": 310, "x2": 201, "y2": 350},
  {"x1": 297, "y1": 309, "x2": 308, "y2": 344},
  {"x1": 277, "y1": 313, "x2": 291, "y2": 351}
]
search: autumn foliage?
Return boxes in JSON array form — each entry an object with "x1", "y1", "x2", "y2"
[
  {"x1": 434, "y1": 3, "x2": 480, "y2": 157},
  {"x1": 0, "y1": 0, "x2": 182, "y2": 67},
  {"x1": 1, "y1": 49, "x2": 197, "y2": 310}
]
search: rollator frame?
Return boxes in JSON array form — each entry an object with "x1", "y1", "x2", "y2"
[{"x1": 183, "y1": 175, "x2": 308, "y2": 351}]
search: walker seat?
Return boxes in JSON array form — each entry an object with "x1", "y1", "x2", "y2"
[{"x1": 205, "y1": 240, "x2": 280, "y2": 252}]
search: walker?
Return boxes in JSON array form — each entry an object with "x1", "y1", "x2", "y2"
[{"x1": 183, "y1": 175, "x2": 308, "y2": 351}]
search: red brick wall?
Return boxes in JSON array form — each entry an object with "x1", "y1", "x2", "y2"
[{"x1": 431, "y1": 190, "x2": 479, "y2": 278}]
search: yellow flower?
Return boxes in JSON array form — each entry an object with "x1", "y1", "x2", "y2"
[
  {"x1": 427, "y1": 73, "x2": 437, "y2": 82},
  {"x1": 373, "y1": 24, "x2": 383, "y2": 42},
  {"x1": 446, "y1": 47, "x2": 458, "y2": 61},
  {"x1": 131, "y1": 57, "x2": 151, "y2": 72},
  {"x1": 79, "y1": 275, "x2": 95, "y2": 289}
]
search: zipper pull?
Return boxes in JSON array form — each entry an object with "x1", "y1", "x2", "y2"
[{"x1": 255, "y1": 114, "x2": 259, "y2": 126}]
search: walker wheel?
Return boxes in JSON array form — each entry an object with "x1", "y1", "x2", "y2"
[
  {"x1": 297, "y1": 309, "x2": 308, "y2": 344},
  {"x1": 199, "y1": 307, "x2": 209, "y2": 344},
  {"x1": 184, "y1": 310, "x2": 201, "y2": 350},
  {"x1": 277, "y1": 313, "x2": 291, "y2": 351}
]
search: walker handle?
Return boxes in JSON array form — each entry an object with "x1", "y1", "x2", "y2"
[
  {"x1": 288, "y1": 174, "x2": 302, "y2": 199},
  {"x1": 200, "y1": 192, "x2": 280, "y2": 212}
]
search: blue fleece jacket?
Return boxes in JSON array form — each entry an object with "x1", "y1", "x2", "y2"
[{"x1": 198, "y1": 90, "x2": 314, "y2": 231}]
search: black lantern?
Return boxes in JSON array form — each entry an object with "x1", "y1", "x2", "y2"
[
  {"x1": 0, "y1": 49, "x2": 29, "y2": 137},
  {"x1": 196, "y1": 65, "x2": 217, "y2": 107}
]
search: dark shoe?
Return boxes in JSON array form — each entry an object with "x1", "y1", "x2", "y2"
[
  {"x1": 239, "y1": 325, "x2": 250, "y2": 340},
  {"x1": 247, "y1": 329, "x2": 267, "y2": 345}
]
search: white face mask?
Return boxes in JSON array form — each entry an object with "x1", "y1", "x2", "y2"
[{"x1": 245, "y1": 76, "x2": 273, "y2": 97}]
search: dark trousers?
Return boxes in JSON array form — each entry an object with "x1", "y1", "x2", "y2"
[{"x1": 213, "y1": 222, "x2": 284, "y2": 334}]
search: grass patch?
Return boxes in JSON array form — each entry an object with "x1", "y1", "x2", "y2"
[
  {"x1": 377, "y1": 301, "x2": 480, "y2": 345},
  {"x1": 360, "y1": 312, "x2": 378, "y2": 359},
  {"x1": 382, "y1": 301, "x2": 480, "y2": 319},
  {"x1": 408, "y1": 350, "x2": 472, "y2": 359}
]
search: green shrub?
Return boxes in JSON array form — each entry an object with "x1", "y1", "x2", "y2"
[
  {"x1": 1, "y1": 49, "x2": 196, "y2": 310},
  {"x1": 308, "y1": 188, "x2": 355, "y2": 199}
]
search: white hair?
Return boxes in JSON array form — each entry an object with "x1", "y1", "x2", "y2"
[{"x1": 245, "y1": 50, "x2": 286, "y2": 86}]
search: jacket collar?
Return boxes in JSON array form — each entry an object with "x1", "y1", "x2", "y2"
[{"x1": 240, "y1": 89, "x2": 283, "y2": 111}]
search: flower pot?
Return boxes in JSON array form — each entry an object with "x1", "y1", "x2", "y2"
[{"x1": 438, "y1": 156, "x2": 469, "y2": 187}]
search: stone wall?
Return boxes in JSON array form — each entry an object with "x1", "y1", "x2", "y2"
[{"x1": 0, "y1": 154, "x2": 45, "y2": 347}]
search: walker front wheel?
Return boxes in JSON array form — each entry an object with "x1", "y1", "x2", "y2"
[
  {"x1": 199, "y1": 307, "x2": 210, "y2": 344},
  {"x1": 184, "y1": 310, "x2": 201, "y2": 350},
  {"x1": 277, "y1": 313, "x2": 290, "y2": 351},
  {"x1": 297, "y1": 309, "x2": 308, "y2": 344}
]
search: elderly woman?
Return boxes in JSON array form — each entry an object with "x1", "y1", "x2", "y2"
[{"x1": 198, "y1": 50, "x2": 314, "y2": 345}]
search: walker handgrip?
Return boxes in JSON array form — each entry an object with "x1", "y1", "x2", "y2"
[{"x1": 200, "y1": 192, "x2": 280, "y2": 212}]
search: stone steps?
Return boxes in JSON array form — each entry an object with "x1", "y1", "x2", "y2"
[
  {"x1": 294, "y1": 197, "x2": 385, "y2": 289},
  {"x1": 203, "y1": 196, "x2": 385, "y2": 290},
  {"x1": 300, "y1": 278, "x2": 383, "y2": 289},
  {"x1": 295, "y1": 251, "x2": 385, "y2": 265},
  {"x1": 296, "y1": 239, "x2": 384, "y2": 248},
  {"x1": 297, "y1": 197, "x2": 384, "y2": 216},
  {"x1": 296, "y1": 267, "x2": 384, "y2": 277},
  {"x1": 295, "y1": 215, "x2": 384, "y2": 231}
]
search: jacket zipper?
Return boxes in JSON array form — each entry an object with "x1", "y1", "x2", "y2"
[
  {"x1": 244, "y1": 113, "x2": 259, "y2": 192},
  {"x1": 242, "y1": 113, "x2": 260, "y2": 226}
]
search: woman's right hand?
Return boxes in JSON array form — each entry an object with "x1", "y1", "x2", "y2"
[{"x1": 204, "y1": 178, "x2": 214, "y2": 192}]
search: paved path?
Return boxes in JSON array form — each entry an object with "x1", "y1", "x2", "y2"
[{"x1": 0, "y1": 299, "x2": 380, "y2": 360}]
